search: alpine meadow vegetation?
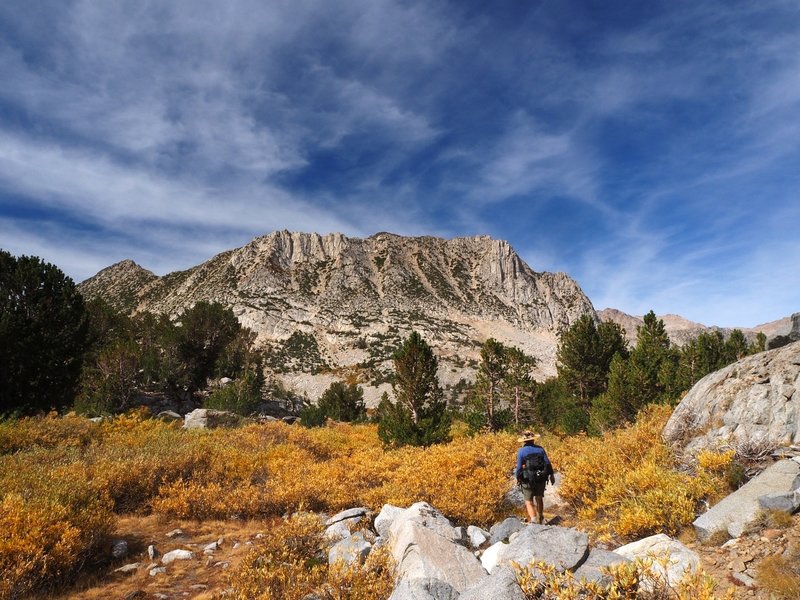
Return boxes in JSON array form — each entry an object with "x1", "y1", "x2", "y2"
[
  {"x1": 0, "y1": 407, "x2": 742, "y2": 599},
  {"x1": 0, "y1": 250, "x2": 775, "y2": 599}
]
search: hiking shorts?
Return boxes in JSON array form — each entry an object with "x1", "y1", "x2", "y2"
[{"x1": 521, "y1": 480, "x2": 546, "y2": 500}]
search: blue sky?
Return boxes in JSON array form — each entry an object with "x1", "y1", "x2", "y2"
[{"x1": 1, "y1": 1, "x2": 798, "y2": 328}]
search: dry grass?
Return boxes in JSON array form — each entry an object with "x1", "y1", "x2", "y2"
[{"x1": 756, "y1": 545, "x2": 800, "y2": 599}]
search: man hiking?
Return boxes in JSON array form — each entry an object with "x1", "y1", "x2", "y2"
[{"x1": 514, "y1": 431, "x2": 555, "y2": 524}]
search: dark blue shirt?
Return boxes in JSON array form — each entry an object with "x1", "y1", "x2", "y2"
[{"x1": 515, "y1": 444, "x2": 553, "y2": 478}]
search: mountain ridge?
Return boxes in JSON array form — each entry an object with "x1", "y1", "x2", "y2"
[
  {"x1": 79, "y1": 230, "x2": 595, "y2": 404},
  {"x1": 597, "y1": 308, "x2": 792, "y2": 346}
]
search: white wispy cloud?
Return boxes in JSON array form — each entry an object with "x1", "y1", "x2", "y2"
[{"x1": 0, "y1": 0, "x2": 797, "y2": 327}]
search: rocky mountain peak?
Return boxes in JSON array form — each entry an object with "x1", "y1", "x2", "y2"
[{"x1": 78, "y1": 231, "x2": 595, "y2": 404}]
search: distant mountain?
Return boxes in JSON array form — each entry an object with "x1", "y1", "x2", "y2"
[
  {"x1": 597, "y1": 308, "x2": 793, "y2": 346},
  {"x1": 79, "y1": 231, "x2": 595, "y2": 404}
]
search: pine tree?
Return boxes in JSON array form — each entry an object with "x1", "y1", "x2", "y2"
[
  {"x1": 556, "y1": 315, "x2": 628, "y2": 411},
  {"x1": 0, "y1": 251, "x2": 88, "y2": 414},
  {"x1": 377, "y1": 331, "x2": 450, "y2": 446},
  {"x1": 315, "y1": 380, "x2": 366, "y2": 422},
  {"x1": 504, "y1": 346, "x2": 537, "y2": 426},
  {"x1": 749, "y1": 332, "x2": 767, "y2": 354},
  {"x1": 467, "y1": 338, "x2": 510, "y2": 431},
  {"x1": 724, "y1": 329, "x2": 748, "y2": 362}
]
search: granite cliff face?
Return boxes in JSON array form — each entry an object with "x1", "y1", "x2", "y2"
[{"x1": 79, "y1": 231, "x2": 595, "y2": 404}]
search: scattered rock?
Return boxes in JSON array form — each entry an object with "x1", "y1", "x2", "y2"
[
  {"x1": 374, "y1": 504, "x2": 405, "y2": 538},
  {"x1": 111, "y1": 539, "x2": 128, "y2": 559},
  {"x1": 466, "y1": 525, "x2": 490, "y2": 548},
  {"x1": 183, "y1": 408, "x2": 242, "y2": 429},
  {"x1": 161, "y1": 549, "x2": 195, "y2": 564},
  {"x1": 326, "y1": 507, "x2": 370, "y2": 526},
  {"x1": 758, "y1": 489, "x2": 800, "y2": 513},
  {"x1": 388, "y1": 502, "x2": 485, "y2": 593},
  {"x1": 149, "y1": 566, "x2": 167, "y2": 576},
  {"x1": 147, "y1": 544, "x2": 159, "y2": 560},
  {"x1": 114, "y1": 563, "x2": 140, "y2": 575},
  {"x1": 460, "y1": 565, "x2": 526, "y2": 600},
  {"x1": 482, "y1": 524, "x2": 589, "y2": 575},
  {"x1": 166, "y1": 528, "x2": 184, "y2": 538},
  {"x1": 488, "y1": 516, "x2": 526, "y2": 545},
  {"x1": 156, "y1": 410, "x2": 182, "y2": 421},
  {"x1": 731, "y1": 571, "x2": 756, "y2": 588},
  {"x1": 388, "y1": 577, "x2": 460, "y2": 600},
  {"x1": 329, "y1": 531, "x2": 372, "y2": 566},
  {"x1": 573, "y1": 548, "x2": 630, "y2": 586}
]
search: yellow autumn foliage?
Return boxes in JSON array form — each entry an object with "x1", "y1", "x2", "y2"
[
  {"x1": 555, "y1": 405, "x2": 726, "y2": 542},
  {"x1": 0, "y1": 406, "x2": 737, "y2": 599},
  {"x1": 515, "y1": 558, "x2": 734, "y2": 600}
]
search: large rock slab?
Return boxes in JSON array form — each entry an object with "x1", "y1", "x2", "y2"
[
  {"x1": 663, "y1": 342, "x2": 800, "y2": 454},
  {"x1": 693, "y1": 458, "x2": 800, "y2": 540},
  {"x1": 614, "y1": 534, "x2": 699, "y2": 590},
  {"x1": 481, "y1": 524, "x2": 589, "y2": 575},
  {"x1": 460, "y1": 566, "x2": 526, "y2": 600},
  {"x1": 388, "y1": 502, "x2": 485, "y2": 592}
]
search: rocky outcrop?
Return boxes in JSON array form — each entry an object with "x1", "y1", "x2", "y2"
[
  {"x1": 79, "y1": 231, "x2": 595, "y2": 404},
  {"x1": 662, "y1": 342, "x2": 800, "y2": 454}
]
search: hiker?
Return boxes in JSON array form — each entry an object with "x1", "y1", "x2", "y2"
[{"x1": 514, "y1": 431, "x2": 555, "y2": 524}]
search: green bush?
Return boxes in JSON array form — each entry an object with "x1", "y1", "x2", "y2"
[
  {"x1": 204, "y1": 371, "x2": 262, "y2": 415},
  {"x1": 299, "y1": 404, "x2": 327, "y2": 427}
]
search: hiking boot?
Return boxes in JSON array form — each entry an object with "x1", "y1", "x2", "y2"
[{"x1": 538, "y1": 515, "x2": 544, "y2": 525}]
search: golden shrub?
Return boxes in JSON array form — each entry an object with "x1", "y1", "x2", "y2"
[
  {"x1": 224, "y1": 511, "x2": 394, "y2": 600},
  {"x1": 0, "y1": 462, "x2": 114, "y2": 600},
  {"x1": 0, "y1": 411, "x2": 100, "y2": 454},
  {"x1": 0, "y1": 406, "x2": 737, "y2": 597},
  {"x1": 555, "y1": 405, "x2": 719, "y2": 542},
  {"x1": 514, "y1": 558, "x2": 732, "y2": 600},
  {"x1": 696, "y1": 449, "x2": 735, "y2": 473}
]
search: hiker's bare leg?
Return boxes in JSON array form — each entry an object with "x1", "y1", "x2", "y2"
[
  {"x1": 535, "y1": 497, "x2": 544, "y2": 523},
  {"x1": 524, "y1": 500, "x2": 536, "y2": 522}
]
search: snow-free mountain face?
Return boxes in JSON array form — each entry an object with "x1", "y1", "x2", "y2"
[
  {"x1": 79, "y1": 231, "x2": 596, "y2": 404},
  {"x1": 597, "y1": 308, "x2": 792, "y2": 347}
]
